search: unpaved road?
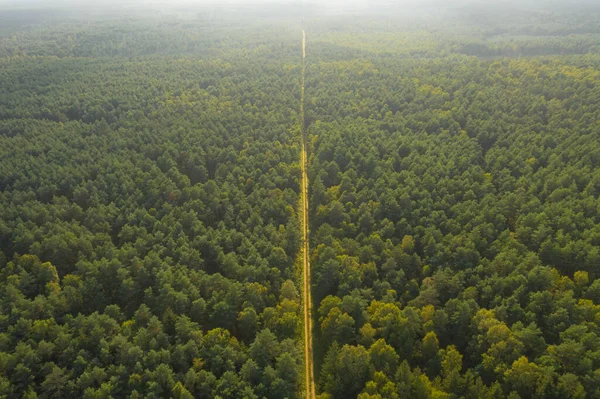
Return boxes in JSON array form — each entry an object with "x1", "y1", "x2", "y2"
[{"x1": 300, "y1": 29, "x2": 316, "y2": 399}]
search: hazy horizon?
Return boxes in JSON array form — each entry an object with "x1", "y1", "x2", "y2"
[{"x1": 1, "y1": 0, "x2": 598, "y2": 11}]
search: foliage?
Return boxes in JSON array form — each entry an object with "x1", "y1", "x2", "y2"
[
  {"x1": 0, "y1": 18, "x2": 304, "y2": 399},
  {"x1": 1, "y1": 2, "x2": 600, "y2": 398},
  {"x1": 307, "y1": 7, "x2": 600, "y2": 399}
]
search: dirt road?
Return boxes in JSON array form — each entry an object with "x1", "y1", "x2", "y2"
[{"x1": 300, "y1": 28, "x2": 316, "y2": 399}]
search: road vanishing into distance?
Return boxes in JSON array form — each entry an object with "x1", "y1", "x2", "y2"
[{"x1": 300, "y1": 29, "x2": 316, "y2": 399}]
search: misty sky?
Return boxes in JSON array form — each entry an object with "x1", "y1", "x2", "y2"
[{"x1": 0, "y1": 0, "x2": 542, "y2": 8}]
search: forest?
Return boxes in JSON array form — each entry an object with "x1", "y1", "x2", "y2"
[{"x1": 1, "y1": 1, "x2": 600, "y2": 398}]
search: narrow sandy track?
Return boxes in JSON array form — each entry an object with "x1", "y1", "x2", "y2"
[{"x1": 300, "y1": 29, "x2": 316, "y2": 399}]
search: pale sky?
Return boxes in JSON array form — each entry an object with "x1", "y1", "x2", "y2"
[
  {"x1": 0, "y1": 0, "x2": 594, "y2": 13},
  {"x1": 0, "y1": 0, "x2": 538, "y2": 7}
]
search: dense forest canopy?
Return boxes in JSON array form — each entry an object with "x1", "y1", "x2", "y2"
[{"x1": 0, "y1": 1, "x2": 600, "y2": 398}]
